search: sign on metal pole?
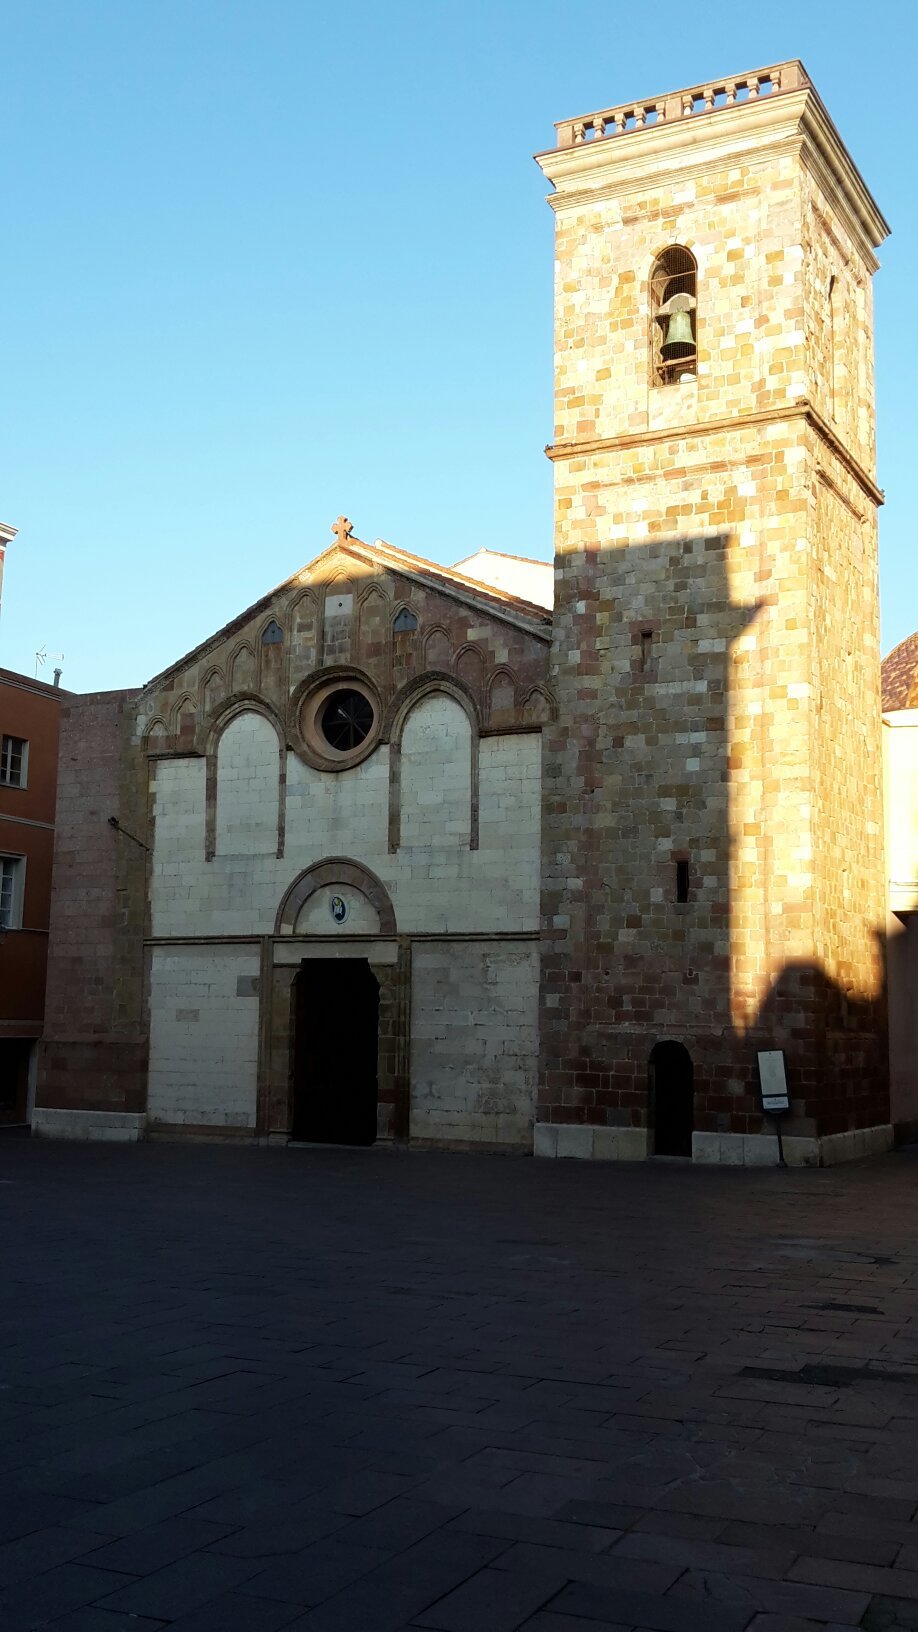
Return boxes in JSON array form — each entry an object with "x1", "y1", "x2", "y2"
[{"x1": 757, "y1": 1050, "x2": 790, "y2": 1165}]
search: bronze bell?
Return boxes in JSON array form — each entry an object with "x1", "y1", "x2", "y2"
[
  {"x1": 659, "y1": 291, "x2": 696, "y2": 358},
  {"x1": 662, "y1": 308, "x2": 695, "y2": 356}
]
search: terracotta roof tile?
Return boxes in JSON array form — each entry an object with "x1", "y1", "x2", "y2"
[{"x1": 882, "y1": 633, "x2": 918, "y2": 711}]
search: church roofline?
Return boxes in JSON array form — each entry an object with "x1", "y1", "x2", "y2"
[
  {"x1": 354, "y1": 537, "x2": 552, "y2": 629},
  {"x1": 452, "y1": 547, "x2": 550, "y2": 570},
  {"x1": 0, "y1": 665, "x2": 71, "y2": 698},
  {"x1": 142, "y1": 533, "x2": 552, "y2": 693}
]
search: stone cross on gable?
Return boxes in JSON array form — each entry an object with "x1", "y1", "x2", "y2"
[{"x1": 331, "y1": 515, "x2": 353, "y2": 545}]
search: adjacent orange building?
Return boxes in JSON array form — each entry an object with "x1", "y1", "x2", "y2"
[{"x1": 0, "y1": 667, "x2": 65, "y2": 1125}]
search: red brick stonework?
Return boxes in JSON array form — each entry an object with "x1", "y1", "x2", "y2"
[{"x1": 36, "y1": 690, "x2": 148, "y2": 1124}]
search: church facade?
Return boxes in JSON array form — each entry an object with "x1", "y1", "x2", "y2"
[
  {"x1": 34, "y1": 61, "x2": 897, "y2": 1165},
  {"x1": 35, "y1": 535, "x2": 553, "y2": 1149}
]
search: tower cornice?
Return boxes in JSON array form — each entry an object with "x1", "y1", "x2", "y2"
[
  {"x1": 535, "y1": 62, "x2": 889, "y2": 272},
  {"x1": 544, "y1": 399, "x2": 884, "y2": 507}
]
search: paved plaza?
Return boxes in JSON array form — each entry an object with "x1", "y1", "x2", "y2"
[{"x1": 4, "y1": 1142, "x2": 918, "y2": 1630}]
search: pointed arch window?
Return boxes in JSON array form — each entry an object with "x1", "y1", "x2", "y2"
[{"x1": 650, "y1": 246, "x2": 697, "y2": 387}]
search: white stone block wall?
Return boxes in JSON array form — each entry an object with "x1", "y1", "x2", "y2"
[
  {"x1": 285, "y1": 750, "x2": 390, "y2": 865},
  {"x1": 147, "y1": 946, "x2": 260, "y2": 1128},
  {"x1": 148, "y1": 706, "x2": 542, "y2": 1141},
  {"x1": 31, "y1": 1108, "x2": 146, "y2": 1142},
  {"x1": 692, "y1": 1126, "x2": 894, "y2": 1167},
  {"x1": 401, "y1": 695, "x2": 471, "y2": 848},
  {"x1": 409, "y1": 941, "x2": 539, "y2": 1146},
  {"x1": 885, "y1": 711, "x2": 918, "y2": 914},
  {"x1": 533, "y1": 1123, "x2": 650, "y2": 1161},
  {"x1": 151, "y1": 714, "x2": 541, "y2": 938},
  {"x1": 215, "y1": 712, "x2": 279, "y2": 855}
]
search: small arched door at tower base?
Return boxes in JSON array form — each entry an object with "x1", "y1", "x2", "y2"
[
  {"x1": 291, "y1": 958, "x2": 380, "y2": 1145},
  {"x1": 649, "y1": 1040, "x2": 694, "y2": 1158}
]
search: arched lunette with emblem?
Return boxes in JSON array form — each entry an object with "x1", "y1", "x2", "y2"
[{"x1": 274, "y1": 858, "x2": 397, "y2": 936}]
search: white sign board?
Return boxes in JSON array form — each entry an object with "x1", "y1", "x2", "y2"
[{"x1": 757, "y1": 1050, "x2": 790, "y2": 1114}]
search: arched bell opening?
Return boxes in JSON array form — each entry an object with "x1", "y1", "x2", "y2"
[
  {"x1": 649, "y1": 1040, "x2": 695, "y2": 1157},
  {"x1": 650, "y1": 246, "x2": 698, "y2": 387}
]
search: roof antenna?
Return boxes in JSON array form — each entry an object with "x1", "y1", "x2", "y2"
[{"x1": 35, "y1": 646, "x2": 64, "y2": 680}]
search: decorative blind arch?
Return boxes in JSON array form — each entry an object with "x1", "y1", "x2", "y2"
[
  {"x1": 207, "y1": 704, "x2": 285, "y2": 861},
  {"x1": 386, "y1": 679, "x2": 480, "y2": 853}
]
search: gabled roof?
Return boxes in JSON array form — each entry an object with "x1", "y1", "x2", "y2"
[
  {"x1": 144, "y1": 532, "x2": 552, "y2": 692},
  {"x1": 343, "y1": 537, "x2": 552, "y2": 627},
  {"x1": 452, "y1": 549, "x2": 554, "y2": 610}
]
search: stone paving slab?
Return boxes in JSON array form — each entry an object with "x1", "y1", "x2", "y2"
[{"x1": 6, "y1": 1140, "x2": 918, "y2": 1629}]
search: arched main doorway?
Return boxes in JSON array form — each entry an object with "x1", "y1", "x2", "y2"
[{"x1": 649, "y1": 1041, "x2": 694, "y2": 1158}]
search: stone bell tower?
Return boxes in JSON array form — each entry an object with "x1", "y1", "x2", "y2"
[{"x1": 534, "y1": 62, "x2": 892, "y2": 1165}]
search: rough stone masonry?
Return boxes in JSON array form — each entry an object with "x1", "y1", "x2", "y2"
[{"x1": 534, "y1": 60, "x2": 891, "y2": 1165}]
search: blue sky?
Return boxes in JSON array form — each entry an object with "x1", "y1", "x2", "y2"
[{"x1": 1, "y1": 0, "x2": 914, "y2": 691}]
